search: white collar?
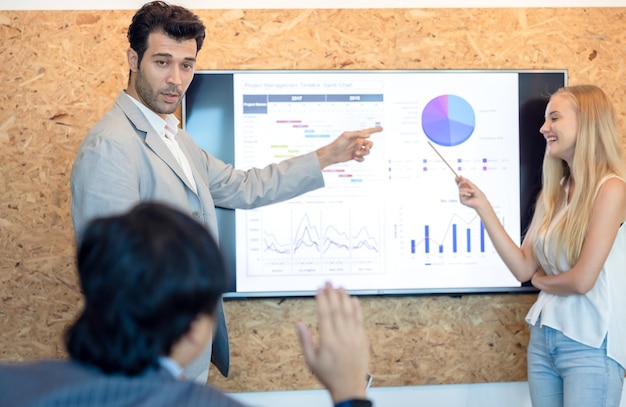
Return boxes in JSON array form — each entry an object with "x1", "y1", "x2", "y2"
[
  {"x1": 158, "y1": 356, "x2": 184, "y2": 379},
  {"x1": 124, "y1": 92, "x2": 180, "y2": 139}
]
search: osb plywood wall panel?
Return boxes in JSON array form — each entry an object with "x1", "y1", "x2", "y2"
[{"x1": 1, "y1": 8, "x2": 625, "y2": 392}]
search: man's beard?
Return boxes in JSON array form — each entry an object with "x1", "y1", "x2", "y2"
[{"x1": 134, "y1": 69, "x2": 182, "y2": 115}]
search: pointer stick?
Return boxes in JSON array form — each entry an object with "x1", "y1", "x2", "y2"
[{"x1": 427, "y1": 141, "x2": 459, "y2": 177}]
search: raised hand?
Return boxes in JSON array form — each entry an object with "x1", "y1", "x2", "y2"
[{"x1": 295, "y1": 282, "x2": 370, "y2": 404}]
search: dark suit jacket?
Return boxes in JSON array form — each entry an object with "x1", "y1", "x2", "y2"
[
  {"x1": 0, "y1": 360, "x2": 247, "y2": 407},
  {"x1": 70, "y1": 92, "x2": 325, "y2": 377}
]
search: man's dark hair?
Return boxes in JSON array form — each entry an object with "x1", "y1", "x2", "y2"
[
  {"x1": 65, "y1": 202, "x2": 227, "y2": 375},
  {"x1": 127, "y1": 1, "x2": 206, "y2": 65}
]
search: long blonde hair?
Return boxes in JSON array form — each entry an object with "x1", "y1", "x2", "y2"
[{"x1": 525, "y1": 85, "x2": 626, "y2": 270}]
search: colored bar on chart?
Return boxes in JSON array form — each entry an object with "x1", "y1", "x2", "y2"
[
  {"x1": 411, "y1": 239, "x2": 416, "y2": 254},
  {"x1": 480, "y1": 221, "x2": 485, "y2": 252},
  {"x1": 467, "y1": 228, "x2": 471, "y2": 252},
  {"x1": 452, "y1": 224, "x2": 457, "y2": 253},
  {"x1": 425, "y1": 225, "x2": 430, "y2": 254}
]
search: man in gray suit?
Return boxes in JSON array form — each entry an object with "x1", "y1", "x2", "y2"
[
  {"x1": 70, "y1": 1, "x2": 382, "y2": 383},
  {"x1": 0, "y1": 203, "x2": 372, "y2": 407}
]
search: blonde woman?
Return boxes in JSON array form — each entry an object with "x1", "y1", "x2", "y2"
[{"x1": 456, "y1": 85, "x2": 626, "y2": 407}]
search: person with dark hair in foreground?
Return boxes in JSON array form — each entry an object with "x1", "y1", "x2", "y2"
[
  {"x1": 0, "y1": 203, "x2": 372, "y2": 407},
  {"x1": 70, "y1": 0, "x2": 382, "y2": 382}
]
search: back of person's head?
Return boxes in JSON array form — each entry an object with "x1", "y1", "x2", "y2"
[
  {"x1": 65, "y1": 202, "x2": 227, "y2": 375},
  {"x1": 127, "y1": 1, "x2": 206, "y2": 65}
]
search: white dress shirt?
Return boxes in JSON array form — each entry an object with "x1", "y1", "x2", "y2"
[{"x1": 126, "y1": 93, "x2": 198, "y2": 194}]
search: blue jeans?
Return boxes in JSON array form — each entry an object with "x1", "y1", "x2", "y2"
[{"x1": 527, "y1": 323, "x2": 624, "y2": 407}]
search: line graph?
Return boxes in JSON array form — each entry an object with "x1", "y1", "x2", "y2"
[
  {"x1": 265, "y1": 212, "x2": 380, "y2": 256},
  {"x1": 239, "y1": 205, "x2": 383, "y2": 276}
]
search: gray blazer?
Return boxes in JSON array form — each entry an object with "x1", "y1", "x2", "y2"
[
  {"x1": 0, "y1": 360, "x2": 248, "y2": 407},
  {"x1": 70, "y1": 91, "x2": 325, "y2": 377}
]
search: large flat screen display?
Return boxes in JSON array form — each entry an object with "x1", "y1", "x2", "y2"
[{"x1": 183, "y1": 69, "x2": 567, "y2": 298}]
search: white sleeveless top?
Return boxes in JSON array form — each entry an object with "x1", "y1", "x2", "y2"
[{"x1": 525, "y1": 175, "x2": 626, "y2": 368}]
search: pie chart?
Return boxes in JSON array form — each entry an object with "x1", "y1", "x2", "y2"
[{"x1": 422, "y1": 95, "x2": 475, "y2": 146}]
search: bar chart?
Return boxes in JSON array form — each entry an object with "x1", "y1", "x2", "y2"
[{"x1": 412, "y1": 217, "x2": 486, "y2": 255}]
